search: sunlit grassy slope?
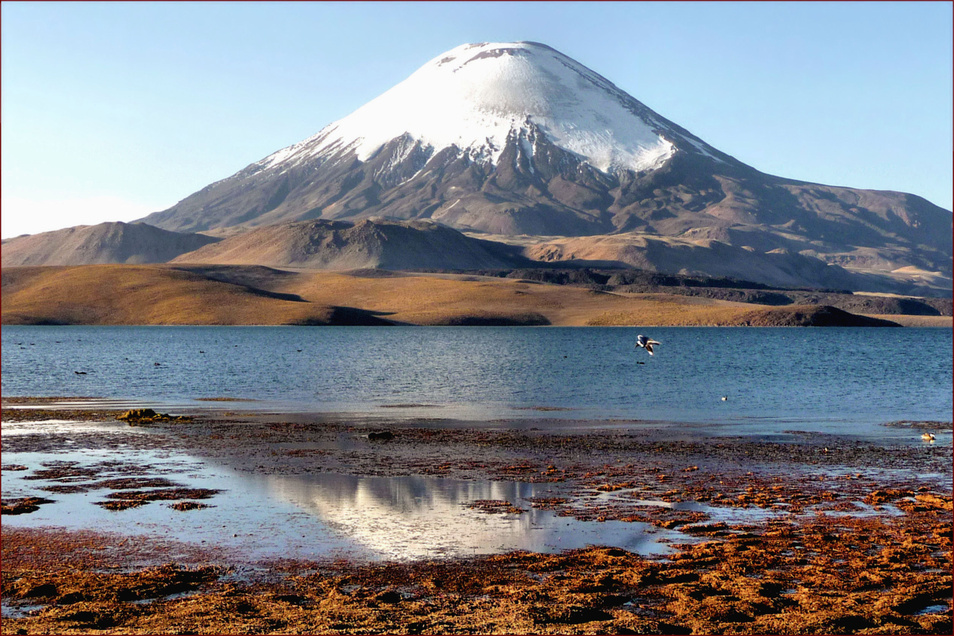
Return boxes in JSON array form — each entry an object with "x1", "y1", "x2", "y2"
[
  {"x1": 1, "y1": 266, "x2": 329, "y2": 325},
  {"x1": 1, "y1": 265, "x2": 934, "y2": 327}
]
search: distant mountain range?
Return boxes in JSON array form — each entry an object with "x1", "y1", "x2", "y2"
[{"x1": 4, "y1": 42, "x2": 951, "y2": 296}]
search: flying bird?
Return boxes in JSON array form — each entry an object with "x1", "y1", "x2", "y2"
[{"x1": 635, "y1": 334, "x2": 661, "y2": 356}]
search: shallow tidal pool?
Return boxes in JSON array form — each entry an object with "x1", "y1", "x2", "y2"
[{"x1": 2, "y1": 419, "x2": 705, "y2": 562}]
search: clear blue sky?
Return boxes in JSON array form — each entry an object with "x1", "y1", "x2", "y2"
[{"x1": 2, "y1": 1, "x2": 951, "y2": 238}]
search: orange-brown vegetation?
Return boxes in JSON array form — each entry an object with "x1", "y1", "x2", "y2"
[
  {"x1": 3, "y1": 507, "x2": 950, "y2": 634},
  {"x1": 3, "y1": 264, "x2": 932, "y2": 327},
  {"x1": 0, "y1": 265, "x2": 325, "y2": 325}
]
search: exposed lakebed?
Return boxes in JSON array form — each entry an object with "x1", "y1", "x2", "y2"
[
  {"x1": 2, "y1": 411, "x2": 945, "y2": 564},
  {"x1": 2, "y1": 401, "x2": 951, "y2": 634}
]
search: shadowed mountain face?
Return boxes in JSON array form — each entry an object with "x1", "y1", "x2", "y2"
[
  {"x1": 132, "y1": 41, "x2": 950, "y2": 294},
  {"x1": 0, "y1": 222, "x2": 219, "y2": 267}
]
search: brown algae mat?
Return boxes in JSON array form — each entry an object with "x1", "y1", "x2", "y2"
[
  {"x1": 2, "y1": 509, "x2": 950, "y2": 634},
  {"x1": 2, "y1": 403, "x2": 952, "y2": 634}
]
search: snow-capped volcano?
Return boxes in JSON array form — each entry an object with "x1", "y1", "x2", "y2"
[
  {"x1": 262, "y1": 41, "x2": 686, "y2": 175},
  {"x1": 143, "y1": 40, "x2": 739, "y2": 236},
  {"x1": 139, "y1": 41, "x2": 951, "y2": 294}
]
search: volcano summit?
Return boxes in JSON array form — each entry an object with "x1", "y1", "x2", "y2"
[
  {"x1": 141, "y1": 41, "x2": 742, "y2": 237},
  {"x1": 128, "y1": 42, "x2": 953, "y2": 293}
]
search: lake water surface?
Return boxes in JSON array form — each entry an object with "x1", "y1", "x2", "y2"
[
  {"x1": 3, "y1": 326, "x2": 950, "y2": 563},
  {"x1": 3, "y1": 326, "x2": 951, "y2": 438}
]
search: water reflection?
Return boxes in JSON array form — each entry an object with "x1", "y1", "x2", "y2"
[
  {"x1": 2, "y1": 444, "x2": 691, "y2": 562},
  {"x1": 264, "y1": 472, "x2": 688, "y2": 560}
]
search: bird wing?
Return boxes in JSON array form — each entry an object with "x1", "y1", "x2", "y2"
[{"x1": 646, "y1": 344, "x2": 654, "y2": 355}]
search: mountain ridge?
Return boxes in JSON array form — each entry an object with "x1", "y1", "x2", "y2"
[
  {"x1": 169, "y1": 218, "x2": 530, "y2": 270},
  {"x1": 0, "y1": 222, "x2": 219, "y2": 267}
]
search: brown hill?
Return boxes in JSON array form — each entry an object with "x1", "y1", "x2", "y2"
[
  {"x1": 170, "y1": 218, "x2": 528, "y2": 270},
  {"x1": 521, "y1": 233, "x2": 869, "y2": 291},
  {"x1": 733, "y1": 305, "x2": 901, "y2": 327},
  {"x1": 0, "y1": 222, "x2": 219, "y2": 267},
  {"x1": 0, "y1": 265, "x2": 330, "y2": 325},
  {"x1": 1, "y1": 264, "x2": 909, "y2": 327}
]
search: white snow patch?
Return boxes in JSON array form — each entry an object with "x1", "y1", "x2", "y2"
[
  {"x1": 682, "y1": 136, "x2": 724, "y2": 163},
  {"x1": 433, "y1": 198, "x2": 461, "y2": 220},
  {"x1": 261, "y1": 42, "x2": 677, "y2": 176},
  {"x1": 518, "y1": 135, "x2": 535, "y2": 174}
]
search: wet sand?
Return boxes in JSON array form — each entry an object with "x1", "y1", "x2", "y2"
[{"x1": 2, "y1": 398, "x2": 951, "y2": 634}]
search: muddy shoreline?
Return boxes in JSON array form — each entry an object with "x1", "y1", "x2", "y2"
[{"x1": 2, "y1": 398, "x2": 951, "y2": 634}]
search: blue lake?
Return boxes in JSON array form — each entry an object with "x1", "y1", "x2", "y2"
[
  {"x1": 2, "y1": 326, "x2": 951, "y2": 438},
  {"x1": 2, "y1": 325, "x2": 951, "y2": 564}
]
